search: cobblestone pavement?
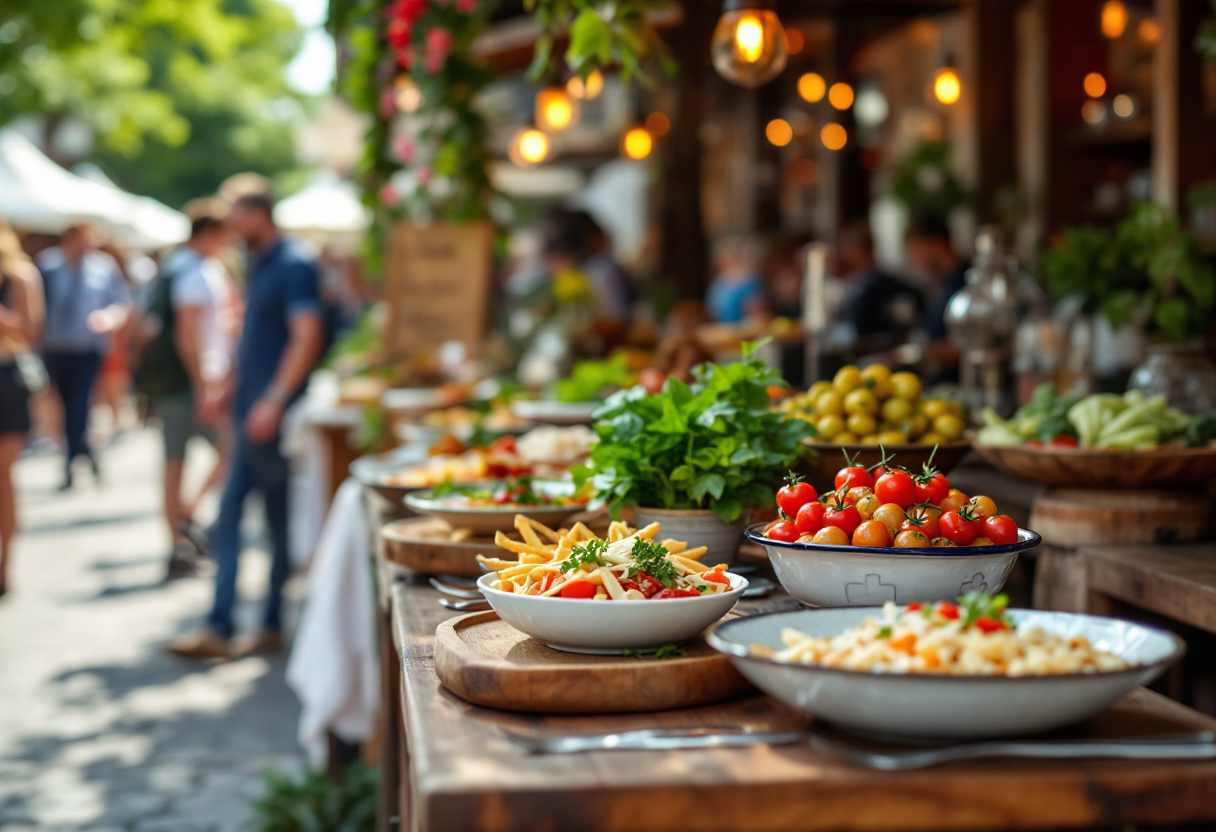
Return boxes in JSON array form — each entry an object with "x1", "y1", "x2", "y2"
[{"x1": 0, "y1": 427, "x2": 305, "y2": 831}]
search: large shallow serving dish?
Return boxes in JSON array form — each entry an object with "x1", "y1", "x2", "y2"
[
  {"x1": 349, "y1": 445, "x2": 430, "y2": 503},
  {"x1": 510, "y1": 400, "x2": 599, "y2": 426},
  {"x1": 974, "y1": 443, "x2": 1216, "y2": 489},
  {"x1": 404, "y1": 480, "x2": 586, "y2": 535},
  {"x1": 745, "y1": 523, "x2": 1040, "y2": 607},
  {"x1": 478, "y1": 571, "x2": 748, "y2": 654},
  {"x1": 707, "y1": 606, "x2": 1185, "y2": 739},
  {"x1": 799, "y1": 441, "x2": 971, "y2": 492}
]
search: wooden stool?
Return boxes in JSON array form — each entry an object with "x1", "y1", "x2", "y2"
[{"x1": 1029, "y1": 487, "x2": 1212, "y2": 612}]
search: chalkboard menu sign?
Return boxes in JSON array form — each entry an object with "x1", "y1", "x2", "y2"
[{"x1": 385, "y1": 221, "x2": 493, "y2": 361}]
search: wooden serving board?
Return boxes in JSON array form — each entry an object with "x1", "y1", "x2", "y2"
[
  {"x1": 434, "y1": 611, "x2": 754, "y2": 714},
  {"x1": 380, "y1": 516, "x2": 497, "y2": 577}
]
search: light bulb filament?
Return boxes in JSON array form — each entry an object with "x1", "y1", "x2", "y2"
[{"x1": 735, "y1": 14, "x2": 765, "y2": 63}]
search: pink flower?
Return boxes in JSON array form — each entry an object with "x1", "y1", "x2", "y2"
[
  {"x1": 391, "y1": 136, "x2": 415, "y2": 163},
  {"x1": 456, "y1": 0, "x2": 476, "y2": 11},
  {"x1": 386, "y1": 18, "x2": 409, "y2": 49},
  {"x1": 379, "y1": 88, "x2": 398, "y2": 119},
  {"x1": 424, "y1": 26, "x2": 452, "y2": 73},
  {"x1": 379, "y1": 183, "x2": 400, "y2": 206},
  {"x1": 394, "y1": 0, "x2": 426, "y2": 25},
  {"x1": 417, "y1": 167, "x2": 434, "y2": 185}
]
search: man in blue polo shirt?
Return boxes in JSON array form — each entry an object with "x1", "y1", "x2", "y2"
[{"x1": 167, "y1": 192, "x2": 325, "y2": 660}]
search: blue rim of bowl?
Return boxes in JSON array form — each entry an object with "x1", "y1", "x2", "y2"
[
  {"x1": 706, "y1": 606, "x2": 1187, "y2": 682},
  {"x1": 744, "y1": 522, "x2": 1042, "y2": 557}
]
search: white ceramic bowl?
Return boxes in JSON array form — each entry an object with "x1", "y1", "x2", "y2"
[
  {"x1": 708, "y1": 607, "x2": 1184, "y2": 739},
  {"x1": 478, "y1": 571, "x2": 749, "y2": 654},
  {"x1": 747, "y1": 524, "x2": 1040, "y2": 607},
  {"x1": 404, "y1": 480, "x2": 586, "y2": 535}
]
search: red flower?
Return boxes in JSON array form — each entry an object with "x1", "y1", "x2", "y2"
[
  {"x1": 393, "y1": 0, "x2": 426, "y2": 25},
  {"x1": 456, "y1": 0, "x2": 476, "y2": 11},
  {"x1": 386, "y1": 18, "x2": 409, "y2": 49},
  {"x1": 424, "y1": 26, "x2": 453, "y2": 73}
]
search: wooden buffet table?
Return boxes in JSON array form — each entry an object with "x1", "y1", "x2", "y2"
[{"x1": 380, "y1": 575, "x2": 1216, "y2": 832}]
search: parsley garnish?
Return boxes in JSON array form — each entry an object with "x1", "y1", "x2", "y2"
[
  {"x1": 559, "y1": 539, "x2": 609, "y2": 574},
  {"x1": 622, "y1": 648, "x2": 641, "y2": 659},
  {"x1": 878, "y1": 626, "x2": 892, "y2": 638},
  {"x1": 627, "y1": 538, "x2": 681, "y2": 589},
  {"x1": 959, "y1": 592, "x2": 1014, "y2": 629},
  {"x1": 654, "y1": 644, "x2": 683, "y2": 660}
]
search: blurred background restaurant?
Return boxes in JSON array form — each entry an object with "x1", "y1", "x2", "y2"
[{"x1": 3, "y1": 0, "x2": 1214, "y2": 407}]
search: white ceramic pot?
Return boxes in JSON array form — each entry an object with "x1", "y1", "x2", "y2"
[{"x1": 632, "y1": 507, "x2": 745, "y2": 567}]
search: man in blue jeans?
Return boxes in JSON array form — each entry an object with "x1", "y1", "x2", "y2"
[{"x1": 167, "y1": 193, "x2": 324, "y2": 660}]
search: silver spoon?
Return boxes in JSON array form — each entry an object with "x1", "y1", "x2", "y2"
[
  {"x1": 429, "y1": 577, "x2": 483, "y2": 599},
  {"x1": 438, "y1": 597, "x2": 491, "y2": 612}
]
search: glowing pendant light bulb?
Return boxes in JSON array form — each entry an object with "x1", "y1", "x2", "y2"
[
  {"x1": 535, "y1": 87, "x2": 578, "y2": 133},
  {"x1": 711, "y1": 0, "x2": 788, "y2": 89},
  {"x1": 933, "y1": 66, "x2": 961, "y2": 105}
]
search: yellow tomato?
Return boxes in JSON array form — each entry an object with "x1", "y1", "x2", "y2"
[
  {"x1": 904, "y1": 414, "x2": 929, "y2": 437},
  {"x1": 948, "y1": 400, "x2": 966, "y2": 419},
  {"x1": 969, "y1": 495, "x2": 998, "y2": 517},
  {"x1": 922, "y1": 399, "x2": 950, "y2": 420},
  {"x1": 890, "y1": 371, "x2": 922, "y2": 402},
  {"x1": 871, "y1": 503, "x2": 907, "y2": 535},
  {"x1": 815, "y1": 391, "x2": 844, "y2": 417},
  {"x1": 919, "y1": 431, "x2": 948, "y2": 447},
  {"x1": 816, "y1": 414, "x2": 845, "y2": 439},
  {"x1": 843, "y1": 388, "x2": 879, "y2": 417},
  {"x1": 812, "y1": 526, "x2": 850, "y2": 546},
  {"x1": 860, "y1": 434, "x2": 880, "y2": 444},
  {"x1": 846, "y1": 412, "x2": 878, "y2": 437},
  {"x1": 876, "y1": 430, "x2": 909, "y2": 445},
  {"x1": 832, "y1": 365, "x2": 863, "y2": 395},
  {"x1": 932, "y1": 414, "x2": 965, "y2": 440},
  {"x1": 833, "y1": 431, "x2": 859, "y2": 444},
  {"x1": 860, "y1": 365, "x2": 893, "y2": 399},
  {"x1": 806, "y1": 380, "x2": 833, "y2": 402},
  {"x1": 855, "y1": 494, "x2": 880, "y2": 520},
  {"x1": 880, "y1": 397, "x2": 913, "y2": 423}
]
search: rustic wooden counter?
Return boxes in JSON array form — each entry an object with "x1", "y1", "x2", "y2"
[{"x1": 383, "y1": 577, "x2": 1216, "y2": 832}]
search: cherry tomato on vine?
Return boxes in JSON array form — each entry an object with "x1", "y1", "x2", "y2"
[
  {"x1": 931, "y1": 536, "x2": 957, "y2": 547},
  {"x1": 795, "y1": 501, "x2": 827, "y2": 535},
  {"x1": 846, "y1": 486, "x2": 874, "y2": 505},
  {"x1": 938, "y1": 488, "x2": 970, "y2": 513},
  {"x1": 871, "y1": 503, "x2": 907, "y2": 536},
  {"x1": 969, "y1": 495, "x2": 998, "y2": 518},
  {"x1": 939, "y1": 506, "x2": 983, "y2": 545},
  {"x1": 915, "y1": 472, "x2": 950, "y2": 506},
  {"x1": 824, "y1": 503, "x2": 862, "y2": 538},
  {"x1": 812, "y1": 526, "x2": 850, "y2": 545},
  {"x1": 835, "y1": 465, "x2": 874, "y2": 492},
  {"x1": 874, "y1": 469, "x2": 916, "y2": 508},
  {"x1": 776, "y1": 476, "x2": 816, "y2": 519},
  {"x1": 855, "y1": 494, "x2": 881, "y2": 520},
  {"x1": 904, "y1": 505, "x2": 940, "y2": 539},
  {"x1": 765, "y1": 520, "x2": 801, "y2": 543},
  {"x1": 894, "y1": 529, "x2": 930, "y2": 548},
  {"x1": 983, "y1": 514, "x2": 1019, "y2": 545}
]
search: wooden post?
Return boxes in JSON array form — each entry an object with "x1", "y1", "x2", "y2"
[
  {"x1": 972, "y1": 0, "x2": 1018, "y2": 223},
  {"x1": 1152, "y1": 0, "x2": 1180, "y2": 211}
]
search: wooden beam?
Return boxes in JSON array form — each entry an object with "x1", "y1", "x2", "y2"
[
  {"x1": 971, "y1": 0, "x2": 1018, "y2": 223},
  {"x1": 1152, "y1": 0, "x2": 1180, "y2": 212}
]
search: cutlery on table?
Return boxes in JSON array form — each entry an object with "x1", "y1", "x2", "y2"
[
  {"x1": 497, "y1": 725, "x2": 803, "y2": 754},
  {"x1": 809, "y1": 730, "x2": 1216, "y2": 771},
  {"x1": 429, "y1": 577, "x2": 483, "y2": 599},
  {"x1": 438, "y1": 597, "x2": 491, "y2": 612},
  {"x1": 741, "y1": 576, "x2": 775, "y2": 599}
]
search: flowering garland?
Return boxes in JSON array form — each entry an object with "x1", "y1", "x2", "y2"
[{"x1": 329, "y1": 0, "x2": 496, "y2": 264}]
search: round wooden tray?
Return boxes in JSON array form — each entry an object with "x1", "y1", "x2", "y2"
[
  {"x1": 434, "y1": 611, "x2": 753, "y2": 714},
  {"x1": 380, "y1": 516, "x2": 497, "y2": 577},
  {"x1": 1030, "y1": 488, "x2": 1211, "y2": 547},
  {"x1": 799, "y1": 441, "x2": 971, "y2": 492},
  {"x1": 974, "y1": 444, "x2": 1216, "y2": 489}
]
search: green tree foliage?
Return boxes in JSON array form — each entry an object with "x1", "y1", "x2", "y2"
[{"x1": 0, "y1": 0, "x2": 307, "y2": 208}]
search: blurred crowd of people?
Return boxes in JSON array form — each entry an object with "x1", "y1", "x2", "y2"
[{"x1": 0, "y1": 179, "x2": 352, "y2": 664}]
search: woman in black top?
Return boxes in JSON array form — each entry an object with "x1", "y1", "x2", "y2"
[{"x1": 0, "y1": 216, "x2": 45, "y2": 596}]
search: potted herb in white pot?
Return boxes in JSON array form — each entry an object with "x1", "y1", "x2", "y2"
[{"x1": 575, "y1": 343, "x2": 813, "y2": 565}]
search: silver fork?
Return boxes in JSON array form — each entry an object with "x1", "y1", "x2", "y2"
[
  {"x1": 809, "y1": 730, "x2": 1216, "y2": 771},
  {"x1": 429, "y1": 577, "x2": 483, "y2": 599}
]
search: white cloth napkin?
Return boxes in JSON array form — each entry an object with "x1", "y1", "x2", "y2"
[{"x1": 286, "y1": 477, "x2": 379, "y2": 767}]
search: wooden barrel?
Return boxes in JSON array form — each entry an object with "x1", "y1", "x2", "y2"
[{"x1": 1029, "y1": 488, "x2": 1212, "y2": 548}]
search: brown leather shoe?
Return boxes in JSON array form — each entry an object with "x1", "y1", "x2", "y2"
[
  {"x1": 165, "y1": 628, "x2": 230, "y2": 660},
  {"x1": 231, "y1": 631, "x2": 286, "y2": 657}
]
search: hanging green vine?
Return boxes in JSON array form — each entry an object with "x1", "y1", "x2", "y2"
[
  {"x1": 328, "y1": 0, "x2": 498, "y2": 269},
  {"x1": 523, "y1": 0, "x2": 676, "y2": 86}
]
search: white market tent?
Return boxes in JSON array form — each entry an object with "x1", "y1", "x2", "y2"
[
  {"x1": 0, "y1": 128, "x2": 189, "y2": 249},
  {"x1": 274, "y1": 173, "x2": 368, "y2": 253}
]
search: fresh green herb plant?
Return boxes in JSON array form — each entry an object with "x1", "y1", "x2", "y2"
[
  {"x1": 252, "y1": 762, "x2": 377, "y2": 832},
  {"x1": 559, "y1": 539, "x2": 609, "y2": 574},
  {"x1": 575, "y1": 342, "x2": 813, "y2": 523}
]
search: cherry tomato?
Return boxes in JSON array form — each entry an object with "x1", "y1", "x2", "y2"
[
  {"x1": 983, "y1": 514, "x2": 1019, "y2": 546},
  {"x1": 905, "y1": 603, "x2": 923, "y2": 612},
  {"x1": 846, "y1": 486, "x2": 874, "y2": 505},
  {"x1": 871, "y1": 503, "x2": 907, "y2": 536},
  {"x1": 795, "y1": 501, "x2": 827, "y2": 535},
  {"x1": 765, "y1": 520, "x2": 800, "y2": 543},
  {"x1": 639, "y1": 368, "x2": 668, "y2": 394},
  {"x1": 914, "y1": 473, "x2": 950, "y2": 506},
  {"x1": 937, "y1": 602, "x2": 960, "y2": 620},
  {"x1": 968, "y1": 495, "x2": 998, "y2": 518},
  {"x1": 634, "y1": 572, "x2": 665, "y2": 597},
  {"x1": 894, "y1": 529, "x2": 930, "y2": 548},
  {"x1": 701, "y1": 570, "x2": 730, "y2": 584},
  {"x1": 654, "y1": 588, "x2": 701, "y2": 599},
  {"x1": 975, "y1": 616, "x2": 1008, "y2": 633},
  {"x1": 931, "y1": 536, "x2": 957, "y2": 547},
  {"x1": 939, "y1": 488, "x2": 969, "y2": 513},
  {"x1": 776, "y1": 478, "x2": 816, "y2": 519},
  {"x1": 852, "y1": 519, "x2": 892, "y2": 548},
  {"x1": 904, "y1": 506, "x2": 940, "y2": 539},
  {"x1": 874, "y1": 469, "x2": 916, "y2": 508},
  {"x1": 834, "y1": 466, "x2": 874, "y2": 492},
  {"x1": 560, "y1": 579, "x2": 597, "y2": 599},
  {"x1": 854, "y1": 494, "x2": 881, "y2": 521},
  {"x1": 824, "y1": 504, "x2": 862, "y2": 538},
  {"x1": 811, "y1": 526, "x2": 850, "y2": 545},
  {"x1": 871, "y1": 465, "x2": 888, "y2": 482},
  {"x1": 939, "y1": 507, "x2": 982, "y2": 545},
  {"x1": 1050, "y1": 434, "x2": 1079, "y2": 447}
]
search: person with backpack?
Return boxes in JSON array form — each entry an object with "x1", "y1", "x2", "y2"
[
  {"x1": 137, "y1": 202, "x2": 235, "y2": 580},
  {"x1": 166, "y1": 191, "x2": 325, "y2": 660}
]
